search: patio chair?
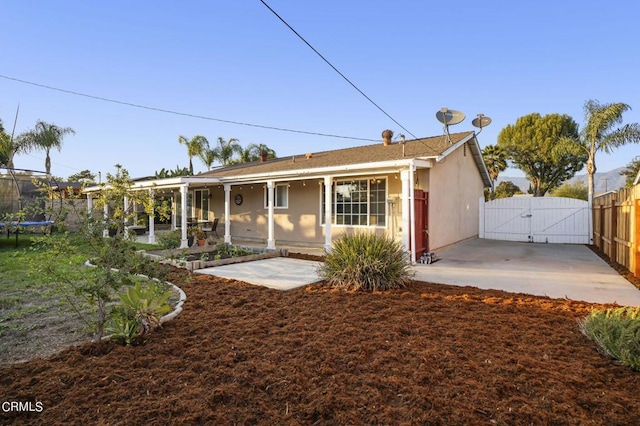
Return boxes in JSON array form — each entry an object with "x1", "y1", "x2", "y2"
[{"x1": 202, "y1": 218, "x2": 219, "y2": 238}]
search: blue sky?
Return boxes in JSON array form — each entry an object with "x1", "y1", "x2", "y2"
[{"x1": 1, "y1": 1, "x2": 639, "y2": 180}]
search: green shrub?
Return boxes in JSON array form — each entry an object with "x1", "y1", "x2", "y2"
[
  {"x1": 109, "y1": 281, "x2": 173, "y2": 345},
  {"x1": 107, "y1": 315, "x2": 142, "y2": 346},
  {"x1": 317, "y1": 232, "x2": 413, "y2": 291},
  {"x1": 158, "y1": 230, "x2": 182, "y2": 249},
  {"x1": 580, "y1": 307, "x2": 640, "y2": 370}
]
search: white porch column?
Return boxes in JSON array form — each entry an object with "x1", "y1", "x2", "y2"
[
  {"x1": 266, "y1": 180, "x2": 276, "y2": 250},
  {"x1": 224, "y1": 184, "x2": 232, "y2": 244},
  {"x1": 148, "y1": 189, "x2": 156, "y2": 244},
  {"x1": 408, "y1": 163, "x2": 416, "y2": 264},
  {"x1": 102, "y1": 204, "x2": 109, "y2": 237},
  {"x1": 180, "y1": 184, "x2": 189, "y2": 248},
  {"x1": 87, "y1": 194, "x2": 93, "y2": 213},
  {"x1": 400, "y1": 169, "x2": 411, "y2": 252},
  {"x1": 324, "y1": 176, "x2": 332, "y2": 252},
  {"x1": 123, "y1": 196, "x2": 130, "y2": 238}
]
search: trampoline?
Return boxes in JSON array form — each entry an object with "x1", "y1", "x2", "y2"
[{"x1": 0, "y1": 167, "x2": 58, "y2": 247}]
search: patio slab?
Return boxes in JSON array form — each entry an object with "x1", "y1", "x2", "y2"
[{"x1": 196, "y1": 257, "x2": 322, "y2": 290}]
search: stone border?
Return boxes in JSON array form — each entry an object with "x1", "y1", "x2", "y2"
[
  {"x1": 143, "y1": 244, "x2": 288, "y2": 272},
  {"x1": 84, "y1": 260, "x2": 187, "y2": 324}
]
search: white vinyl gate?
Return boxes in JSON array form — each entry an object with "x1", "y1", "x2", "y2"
[{"x1": 479, "y1": 196, "x2": 589, "y2": 244}]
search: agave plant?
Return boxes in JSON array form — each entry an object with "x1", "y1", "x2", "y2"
[{"x1": 118, "y1": 281, "x2": 173, "y2": 335}]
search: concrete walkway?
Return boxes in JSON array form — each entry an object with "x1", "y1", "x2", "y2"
[
  {"x1": 415, "y1": 239, "x2": 640, "y2": 306},
  {"x1": 196, "y1": 257, "x2": 323, "y2": 291},
  {"x1": 193, "y1": 239, "x2": 640, "y2": 305}
]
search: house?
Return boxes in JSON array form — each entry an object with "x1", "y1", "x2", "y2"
[{"x1": 85, "y1": 131, "x2": 492, "y2": 262}]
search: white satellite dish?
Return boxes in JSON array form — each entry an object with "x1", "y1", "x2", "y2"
[
  {"x1": 435, "y1": 107, "x2": 466, "y2": 145},
  {"x1": 436, "y1": 108, "x2": 466, "y2": 126},
  {"x1": 472, "y1": 113, "x2": 492, "y2": 132}
]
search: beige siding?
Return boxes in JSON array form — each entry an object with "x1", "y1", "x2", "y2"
[{"x1": 427, "y1": 144, "x2": 484, "y2": 250}]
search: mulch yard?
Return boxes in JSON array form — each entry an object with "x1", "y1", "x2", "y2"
[{"x1": 1, "y1": 257, "x2": 639, "y2": 424}]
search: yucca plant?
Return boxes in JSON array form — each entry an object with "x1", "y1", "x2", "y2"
[
  {"x1": 318, "y1": 232, "x2": 413, "y2": 291},
  {"x1": 107, "y1": 316, "x2": 142, "y2": 346},
  {"x1": 580, "y1": 307, "x2": 640, "y2": 371}
]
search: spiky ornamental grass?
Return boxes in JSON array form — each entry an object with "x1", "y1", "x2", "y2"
[
  {"x1": 318, "y1": 233, "x2": 413, "y2": 292},
  {"x1": 579, "y1": 307, "x2": 640, "y2": 371}
]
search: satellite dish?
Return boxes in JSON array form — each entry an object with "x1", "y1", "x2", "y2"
[
  {"x1": 436, "y1": 108, "x2": 466, "y2": 126},
  {"x1": 471, "y1": 113, "x2": 492, "y2": 135},
  {"x1": 435, "y1": 107, "x2": 466, "y2": 145},
  {"x1": 472, "y1": 113, "x2": 492, "y2": 129}
]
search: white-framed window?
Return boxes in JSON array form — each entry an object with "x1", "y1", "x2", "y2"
[
  {"x1": 193, "y1": 189, "x2": 209, "y2": 221},
  {"x1": 264, "y1": 183, "x2": 289, "y2": 209},
  {"x1": 321, "y1": 177, "x2": 386, "y2": 227}
]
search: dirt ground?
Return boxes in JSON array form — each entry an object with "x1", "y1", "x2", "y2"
[{"x1": 1, "y1": 252, "x2": 639, "y2": 424}]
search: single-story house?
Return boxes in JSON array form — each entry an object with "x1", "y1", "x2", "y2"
[{"x1": 84, "y1": 131, "x2": 492, "y2": 262}]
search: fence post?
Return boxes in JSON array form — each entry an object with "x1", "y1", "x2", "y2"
[
  {"x1": 610, "y1": 199, "x2": 617, "y2": 263},
  {"x1": 635, "y1": 199, "x2": 640, "y2": 278}
]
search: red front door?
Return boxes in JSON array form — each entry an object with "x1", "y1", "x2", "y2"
[{"x1": 414, "y1": 189, "x2": 429, "y2": 254}]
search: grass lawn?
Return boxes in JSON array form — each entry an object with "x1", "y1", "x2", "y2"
[{"x1": 0, "y1": 232, "x2": 159, "y2": 364}]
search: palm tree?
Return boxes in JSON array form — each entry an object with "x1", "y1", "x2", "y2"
[
  {"x1": 211, "y1": 137, "x2": 242, "y2": 166},
  {"x1": 482, "y1": 144, "x2": 507, "y2": 199},
  {"x1": 20, "y1": 120, "x2": 75, "y2": 175},
  {"x1": 236, "y1": 143, "x2": 277, "y2": 163},
  {"x1": 178, "y1": 135, "x2": 208, "y2": 174},
  {"x1": 578, "y1": 100, "x2": 640, "y2": 204},
  {"x1": 198, "y1": 146, "x2": 217, "y2": 171}
]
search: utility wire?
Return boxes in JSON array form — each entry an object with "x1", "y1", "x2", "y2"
[
  {"x1": 0, "y1": 74, "x2": 379, "y2": 142},
  {"x1": 259, "y1": 0, "x2": 417, "y2": 139}
]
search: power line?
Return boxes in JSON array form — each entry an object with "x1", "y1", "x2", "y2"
[
  {"x1": 258, "y1": 0, "x2": 417, "y2": 139},
  {"x1": 0, "y1": 74, "x2": 379, "y2": 143}
]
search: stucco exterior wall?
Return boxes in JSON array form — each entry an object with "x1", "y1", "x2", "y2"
[
  {"x1": 427, "y1": 143, "x2": 484, "y2": 250},
  {"x1": 207, "y1": 174, "x2": 403, "y2": 247}
]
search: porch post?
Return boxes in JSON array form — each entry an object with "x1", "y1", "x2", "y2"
[
  {"x1": 148, "y1": 189, "x2": 156, "y2": 244},
  {"x1": 123, "y1": 196, "x2": 130, "y2": 238},
  {"x1": 266, "y1": 180, "x2": 276, "y2": 250},
  {"x1": 224, "y1": 184, "x2": 232, "y2": 244},
  {"x1": 87, "y1": 194, "x2": 93, "y2": 213},
  {"x1": 400, "y1": 169, "x2": 411, "y2": 253},
  {"x1": 324, "y1": 176, "x2": 332, "y2": 252},
  {"x1": 102, "y1": 203, "x2": 109, "y2": 237},
  {"x1": 409, "y1": 163, "x2": 416, "y2": 263},
  {"x1": 180, "y1": 184, "x2": 189, "y2": 248}
]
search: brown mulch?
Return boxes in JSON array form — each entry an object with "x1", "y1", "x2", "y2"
[{"x1": 1, "y1": 265, "x2": 640, "y2": 424}]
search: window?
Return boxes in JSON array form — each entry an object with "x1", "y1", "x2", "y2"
[
  {"x1": 193, "y1": 189, "x2": 209, "y2": 221},
  {"x1": 264, "y1": 183, "x2": 288, "y2": 209},
  {"x1": 322, "y1": 178, "x2": 386, "y2": 227}
]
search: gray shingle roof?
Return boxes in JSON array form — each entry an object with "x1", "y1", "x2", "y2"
[{"x1": 200, "y1": 131, "x2": 474, "y2": 178}]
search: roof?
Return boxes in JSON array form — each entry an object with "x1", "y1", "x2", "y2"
[{"x1": 200, "y1": 131, "x2": 484, "y2": 180}]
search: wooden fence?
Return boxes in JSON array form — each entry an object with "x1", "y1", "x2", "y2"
[{"x1": 593, "y1": 185, "x2": 640, "y2": 278}]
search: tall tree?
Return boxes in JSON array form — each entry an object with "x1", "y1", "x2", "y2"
[
  {"x1": 620, "y1": 157, "x2": 640, "y2": 188},
  {"x1": 68, "y1": 169, "x2": 96, "y2": 183},
  {"x1": 20, "y1": 120, "x2": 75, "y2": 175},
  {"x1": 211, "y1": 137, "x2": 242, "y2": 166},
  {"x1": 0, "y1": 117, "x2": 30, "y2": 168},
  {"x1": 550, "y1": 181, "x2": 588, "y2": 200},
  {"x1": 236, "y1": 143, "x2": 277, "y2": 163},
  {"x1": 481, "y1": 144, "x2": 507, "y2": 199},
  {"x1": 198, "y1": 147, "x2": 217, "y2": 171},
  {"x1": 497, "y1": 113, "x2": 585, "y2": 196},
  {"x1": 575, "y1": 100, "x2": 640, "y2": 203},
  {"x1": 178, "y1": 135, "x2": 208, "y2": 174}
]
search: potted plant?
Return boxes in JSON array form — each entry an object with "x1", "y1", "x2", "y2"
[
  {"x1": 187, "y1": 226, "x2": 197, "y2": 247},
  {"x1": 194, "y1": 227, "x2": 206, "y2": 246}
]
